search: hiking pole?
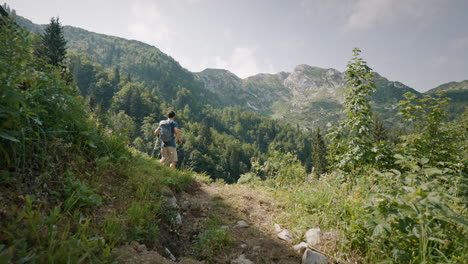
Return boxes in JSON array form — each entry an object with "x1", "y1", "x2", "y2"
[{"x1": 151, "y1": 137, "x2": 160, "y2": 159}]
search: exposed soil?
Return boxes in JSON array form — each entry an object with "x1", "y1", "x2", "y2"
[{"x1": 115, "y1": 181, "x2": 304, "y2": 263}]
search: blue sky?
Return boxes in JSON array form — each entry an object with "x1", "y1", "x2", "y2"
[{"x1": 5, "y1": 0, "x2": 468, "y2": 92}]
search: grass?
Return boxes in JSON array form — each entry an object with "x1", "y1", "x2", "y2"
[
  {"x1": 193, "y1": 216, "x2": 233, "y2": 263},
  {"x1": 0, "y1": 154, "x2": 197, "y2": 263}
]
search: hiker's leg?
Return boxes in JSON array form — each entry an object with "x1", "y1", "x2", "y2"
[
  {"x1": 160, "y1": 148, "x2": 170, "y2": 166},
  {"x1": 169, "y1": 147, "x2": 178, "y2": 169}
]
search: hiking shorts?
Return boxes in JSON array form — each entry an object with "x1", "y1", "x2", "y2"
[{"x1": 161, "y1": 147, "x2": 178, "y2": 164}]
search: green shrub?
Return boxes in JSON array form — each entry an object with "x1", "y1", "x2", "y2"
[
  {"x1": 364, "y1": 156, "x2": 467, "y2": 263},
  {"x1": 193, "y1": 217, "x2": 232, "y2": 262},
  {"x1": 62, "y1": 172, "x2": 102, "y2": 212},
  {"x1": 237, "y1": 172, "x2": 261, "y2": 184},
  {"x1": 126, "y1": 200, "x2": 160, "y2": 242},
  {"x1": 0, "y1": 195, "x2": 107, "y2": 263},
  {"x1": 252, "y1": 150, "x2": 307, "y2": 187},
  {"x1": 101, "y1": 211, "x2": 125, "y2": 248}
]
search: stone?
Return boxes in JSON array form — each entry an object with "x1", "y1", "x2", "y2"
[
  {"x1": 136, "y1": 243, "x2": 147, "y2": 252},
  {"x1": 277, "y1": 229, "x2": 293, "y2": 242},
  {"x1": 274, "y1": 223, "x2": 282, "y2": 233},
  {"x1": 181, "y1": 200, "x2": 190, "y2": 211},
  {"x1": 234, "y1": 220, "x2": 249, "y2": 228},
  {"x1": 302, "y1": 249, "x2": 328, "y2": 264},
  {"x1": 165, "y1": 247, "x2": 176, "y2": 261},
  {"x1": 129, "y1": 240, "x2": 139, "y2": 250},
  {"x1": 160, "y1": 186, "x2": 174, "y2": 196},
  {"x1": 293, "y1": 242, "x2": 309, "y2": 254},
  {"x1": 163, "y1": 196, "x2": 178, "y2": 208},
  {"x1": 305, "y1": 228, "x2": 322, "y2": 246},
  {"x1": 231, "y1": 254, "x2": 254, "y2": 264},
  {"x1": 176, "y1": 213, "x2": 182, "y2": 225},
  {"x1": 113, "y1": 245, "x2": 173, "y2": 264},
  {"x1": 240, "y1": 243, "x2": 248, "y2": 249}
]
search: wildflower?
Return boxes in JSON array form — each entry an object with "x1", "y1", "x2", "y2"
[{"x1": 332, "y1": 200, "x2": 337, "y2": 205}]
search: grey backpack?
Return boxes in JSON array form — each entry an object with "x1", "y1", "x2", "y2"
[{"x1": 158, "y1": 120, "x2": 173, "y2": 143}]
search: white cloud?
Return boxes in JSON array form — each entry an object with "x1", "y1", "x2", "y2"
[
  {"x1": 453, "y1": 37, "x2": 468, "y2": 49},
  {"x1": 127, "y1": 0, "x2": 176, "y2": 54},
  {"x1": 187, "y1": 47, "x2": 263, "y2": 77},
  {"x1": 186, "y1": 0, "x2": 203, "y2": 4},
  {"x1": 345, "y1": 0, "x2": 439, "y2": 31},
  {"x1": 215, "y1": 47, "x2": 261, "y2": 78},
  {"x1": 301, "y1": 0, "x2": 441, "y2": 31},
  {"x1": 430, "y1": 55, "x2": 449, "y2": 68},
  {"x1": 223, "y1": 28, "x2": 233, "y2": 41}
]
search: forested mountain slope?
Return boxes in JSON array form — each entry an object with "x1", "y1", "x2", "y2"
[{"x1": 13, "y1": 12, "x2": 219, "y2": 106}]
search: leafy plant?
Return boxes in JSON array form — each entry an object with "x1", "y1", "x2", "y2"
[
  {"x1": 193, "y1": 216, "x2": 232, "y2": 262},
  {"x1": 328, "y1": 48, "x2": 376, "y2": 173},
  {"x1": 62, "y1": 173, "x2": 102, "y2": 212},
  {"x1": 365, "y1": 156, "x2": 467, "y2": 263}
]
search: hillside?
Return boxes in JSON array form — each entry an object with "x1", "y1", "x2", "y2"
[
  {"x1": 426, "y1": 80, "x2": 468, "y2": 93},
  {"x1": 425, "y1": 80, "x2": 468, "y2": 119},
  {"x1": 13, "y1": 12, "x2": 219, "y2": 106}
]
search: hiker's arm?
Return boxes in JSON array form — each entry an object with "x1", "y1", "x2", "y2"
[
  {"x1": 174, "y1": 128, "x2": 182, "y2": 144},
  {"x1": 154, "y1": 128, "x2": 160, "y2": 136}
]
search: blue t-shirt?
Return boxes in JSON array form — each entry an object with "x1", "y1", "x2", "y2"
[{"x1": 160, "y1": 120, "x2": 178, "y2": 148}]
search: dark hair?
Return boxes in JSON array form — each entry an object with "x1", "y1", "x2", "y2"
[{"x1": 167, "y1": 110, "x2": 176, "y2": 118}]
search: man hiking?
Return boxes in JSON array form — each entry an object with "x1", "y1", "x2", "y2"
[{"x1": 154, "y1": 110, "x2": 183, "y2": 168}]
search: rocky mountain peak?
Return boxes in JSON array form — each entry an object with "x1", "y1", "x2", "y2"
[
  {"x1": 284, "y1": 65, "x2": 345, "y2": 104},
  {"x1": 198, "y1": 68, "x2": 241, "y2": 80}
]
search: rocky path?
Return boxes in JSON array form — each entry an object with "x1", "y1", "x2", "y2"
[{"x1": 114, "y1": 181, "x2": 330, "y2": 264}]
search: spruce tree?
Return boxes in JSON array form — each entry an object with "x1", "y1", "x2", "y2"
[
  {"x1": 312, "y1": 128, "x2": 329, "y2": 176},
  {"x1": 372, "y1": 114, "x2": 388, "y2": 142},
  {"x1": 36, "y1": 17, "x2": 67, "y2": 67}
]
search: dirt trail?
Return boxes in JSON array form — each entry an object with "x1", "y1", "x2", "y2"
[{"x1": 116, "y1": 181, "x2": 302, "y2": 263}]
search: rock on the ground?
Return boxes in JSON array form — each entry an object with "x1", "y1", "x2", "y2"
[
  {"x1": 136, "y1": 244, "x2": 147, "y2": 252},
  {"x1": 176, "y1": 213, "x2": 182, "y2": 225},
  {"x1": 164, "y1": 247, "x2": 176, "y2": 261},
  {"x1": 163, "y1": 196, "x2": 178, "y2": 208},
  {"x1": 181, "y1": 200, "x2": 190, "y2": 211},
  {"x1": 234, "y1": 220, "x2": 249, "y2": 228},
  {"x1": 113, "y1": 245, "x2": 173, "y2": 264},
  {"x1": 277, "y1": 229, "x2": 293, "y2": 242},
  {"x1": 274, "y1": 223, "x2": 282, "y2": 233},
  {"x1": 302, "y1": 249, "x2": 328, "y2": 264},
  {"x1": 231, "y1": 254, "x2": 254, "y2": 264},
  {"x1": 292, "y1": 242, "x2": 309, "y2": 254},
  {"x1": 305, "y1": 228, "x2": 322, "y2": 246}
]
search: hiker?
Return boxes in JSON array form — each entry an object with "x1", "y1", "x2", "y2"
[{"x1": 154, "y1": 110, "x2": 183, "y2": 168}]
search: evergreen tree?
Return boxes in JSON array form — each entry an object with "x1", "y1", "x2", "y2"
[
  {"x1": 199, "y1": 119, "x2": 212, "y2": 147},
  {"x1": 372, "y1": 114, "x2": 388, "y2": 142},
  {"x1": 35, "y1": 17, "x2": 67, "y2": 67},
  {"x1": 113, "y1": 67, "x2": 121, "y2": 86},
  {"x1": 312, "y1": 128, "x2": 329, "y2": 176},
  {"x1": 229, "y1": 146, "x2": 240, "y2": 181}
]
